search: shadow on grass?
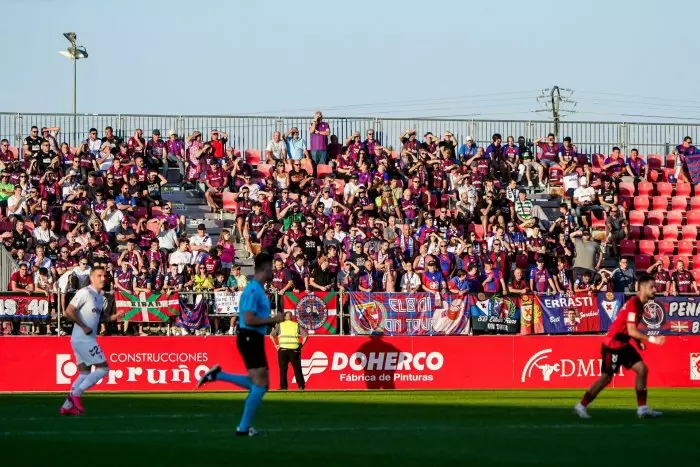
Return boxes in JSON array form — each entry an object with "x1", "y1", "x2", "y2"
[{"x1": 0, "y1": 391, "x2": 698, "y2": 467}]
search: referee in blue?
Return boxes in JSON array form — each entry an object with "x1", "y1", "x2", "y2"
[{"x1": 197, "y1": 253, "x2": 284, "y2": 436}]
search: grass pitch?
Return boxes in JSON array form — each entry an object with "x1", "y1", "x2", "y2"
[{"x1": 0, "y1": 389, "x2": 698, "y2": 467}]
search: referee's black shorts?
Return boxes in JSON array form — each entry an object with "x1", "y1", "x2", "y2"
[
  {"x1": 600, "y1": 344, "x2": 642, "y2": 376},
  {"x1": 237, "y1": 329, "x2": 268, "y2": 370}
]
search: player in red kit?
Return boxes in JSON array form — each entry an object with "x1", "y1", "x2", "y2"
[{"x1": 574, "y1": 274, "x2": 665, "y2": 419}]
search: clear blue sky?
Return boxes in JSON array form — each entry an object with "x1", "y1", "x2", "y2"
[{"x1": 1, "y1": 0, "x2": 698, "y2": 122}]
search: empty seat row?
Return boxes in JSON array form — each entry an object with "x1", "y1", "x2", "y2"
[
  {"x1": 620, "y1": 181, "x2": 694, "y2": 198},
  {"x1": 621, "y1": 239, "x2": 696, "y2": 256},
  {"x1": 629, "y1": 210, "x2": 700, "y2": 227}
]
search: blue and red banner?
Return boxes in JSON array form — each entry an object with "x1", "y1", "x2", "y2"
[
  {"x1": 349, "y1": 292, "x2": 469, "y2": 336},
  {"x1": 537, "y1": 293, "x2": 600, "y2": 334},
  {"x1": 639, "y1": 296, "x2": 700, "y2": 335},
  {"x1": 176, "y1": 298, "x2": 210, "y2": 331}
]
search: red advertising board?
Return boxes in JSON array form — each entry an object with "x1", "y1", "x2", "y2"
[{"x1": 0, "y1": 336, "x2": 699, "y2": 392}]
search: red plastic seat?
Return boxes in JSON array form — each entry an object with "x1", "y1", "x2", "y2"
[
  {"x1": 647, "y1": 155, "x2": 663, "y2": 170},
  {"x1": 316, "y1": 164, "x2": 334, "y2": 178},
  {"x1": 629, "y1": 210, "x2": 646, "y2": 227},
  {"x1": 647, "y1": 210, "x2": 664, "y2": 226},
  {"x1": 682, "y1": 225, "x2": 698, "y2": 240},
  {"x1": 691, "y1": 196, "x2": 700, "y2": 211},
  {"x1": 620, "y1": 239, "x2": 637, "y2": 256},
  {"x1": 678, "y1": 240, "x2": 695, "y2": 256},
  {"x1": 656, "y1": 182, "x2": 673, "y2": 197},
  {"x1": 642, "y1": 226, "x2": 661, "y2": 240},
  {"x1": 657, "y1": 240, "x2": 675, "y2": 256},
  {"x1": 666, "y1": 211, "x2": 683, "y2": 226},
  {"x1": 639, "y1": 240, "x2": 656, "y2": 256},
  {"x1": 619, "y1": 195, "x2": 632, "y2": 211},
  {"x1": 662, "y1": 168, "x2": 676, "y2": 182},
  {"x1": 671, "y1": 196, "x2": 689, "y2": 211},
  {"x1": 634, "y1": 196, "x2": 650, "y2": 211},
  {"x1": 629, "y1": 226, "x2": 642, "y2": 240},
  {"x1": 244, "y1": 149, "x2": 261, "y2": 166},
  {"x1": 651, "y1": 196, "x2": 669, "y2": 211},
  {"x1": 665, "y1": 154, "x2": 677, "y2": 168},
  {"x1": 662, "y1": 225, "x2": 680, "y2": 241},
  {"x1": 222, "y1": 192, "x2": 237, "y2": 212},
  {"x1": 676, "y1": 182, "x2": 692, "y2": 198},
  {"x1": 635, "y1": 254, "x2": 652, "y2": 272},
  {"x1": 619, "y1": 181, "x2": 635, "y2": 197},
  {"x1": 592, "y1": 153, "x2": 605, "y2": 168},
  {"x1": 591, "y1": 212, "x2": 606, "y2": 229},
  {"x1": 647, "y1": 170, "x2": 661, "y2": 183},
  {"x1": 688, "y1": 211, "x2": 700, "y2": 226},
  {"x1": 692, "y1": 255, "x2": 700, "y2": 270},
  {"x1": 637, "y1": 181, "x2": 654, "y2": 197},
  {"x1": 469, "y1": 223, "x2": 484, "y2": 240}
]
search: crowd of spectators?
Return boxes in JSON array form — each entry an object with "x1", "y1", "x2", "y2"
[{"x1": 1, "y1": 115, "x2": 699, "y2": 336}]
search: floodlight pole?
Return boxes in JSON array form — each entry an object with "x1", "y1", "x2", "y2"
[{"x1": 73, "y1": 47, "x2": 77, "y2": 146}]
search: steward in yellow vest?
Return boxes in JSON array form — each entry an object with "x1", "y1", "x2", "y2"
[{"x1": 270, "y1": 312, "x2": 308, "y2": 390}]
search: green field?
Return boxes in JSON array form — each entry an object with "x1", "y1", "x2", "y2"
[{"x1": 1, "y1": 389, "x2": 698, "y2": 466}]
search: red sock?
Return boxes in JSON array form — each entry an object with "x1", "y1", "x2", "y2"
[
  {"x1": 580, "y1": 391, "x2": 596, "y2": 407},
  {"x1": 636, "y1": 389, "x2": 647, "y2": 407}
]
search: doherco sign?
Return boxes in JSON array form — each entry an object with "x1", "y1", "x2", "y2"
[{"x1": 295, "y1": 351, "x2": 444, "y2": 384}]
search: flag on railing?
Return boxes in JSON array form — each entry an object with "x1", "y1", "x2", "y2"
[
  {"x1": 115, "y1": 291, "x2": 180, "y2": 322},
  {"x1": 283, "y1": 291, "x2": 338, "y2": 334},
  {"x1": 176, "y1": 298, "x2": 210, "y2": 331},
  {"x1": 536, "y1": 293, "x2": 600, "y2": 334}
]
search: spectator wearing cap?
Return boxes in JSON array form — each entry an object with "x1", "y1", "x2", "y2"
[
  {"x1": 189, "y1": 224, "x2": 212, "y2": 264},
  {"x1": 284, "y1": 127, "x2": 309, "y2": 162},
  {"x1": 309, "y1": 111, "x2": 331, "y2": 165},
  {"x1": 208, "y1": 129, "x2": 229, "y2": 160},
  {"x1": 145, "y1": 129, "x2": 166, "y2": 168},
  {"x1": 164, "y1": 130, "x2": 186, "y2": 180},
  {"x1": 457, "y1": 136, "x2": 478, "y2": 160},
  {"x1": 421, "y1": 259, "x2": 445, "y2": 293}
]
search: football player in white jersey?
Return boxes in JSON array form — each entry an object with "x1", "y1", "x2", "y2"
[{"x1": 60, "y1": 266, "x2": 113, "y2": 415}]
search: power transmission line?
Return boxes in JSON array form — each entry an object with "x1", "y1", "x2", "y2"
[{"x1": 534, "y1": 86, "x2": 577, "y2": 137}]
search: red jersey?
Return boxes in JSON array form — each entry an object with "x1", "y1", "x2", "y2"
[
  {"x1": 603, "y1": 296, "x2": 643, "y2": 349},
  {"x1": 10, "y1": 271, "x2": 33, "y2": 291}
]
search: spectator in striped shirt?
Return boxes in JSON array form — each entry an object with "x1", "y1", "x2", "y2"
[
  {"x1": 514, "y1": 190, "x2": 551, "y2": 231},
  {"x1": 309, "y1": 111, "x2": 330, "y2": 165}
]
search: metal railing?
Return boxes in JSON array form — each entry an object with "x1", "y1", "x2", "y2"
[
  {"x1": 2, "y1": 112, "x2": 697, "y2": 157},
  {"x1": 0, "y1": 247, "x2": 18, "y2": 292}
]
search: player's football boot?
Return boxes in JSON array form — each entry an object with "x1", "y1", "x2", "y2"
[
  {"x1": 573, "y1": 403, "x2": 591, "y2": 419},
  {"x1": 69, "y1": 394, "x2": 84, "y2": 413},
  {"x1": 637, "y1": 407, "x2": 662, "y2": 419},
  {"x1": 196, "y1": 364, "x2": 221, "y2": 389},
  {"x1": 236, "y1": 427, "x2": 260, "y2": 437},
  {"x1": 59, "y1": 405, "x2": 82, "y2": 416}
]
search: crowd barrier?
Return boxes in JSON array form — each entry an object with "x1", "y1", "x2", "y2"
[
  {"x1": 1, "y1": 335, "x2": 698, "y2": 392},
  {"x1": 3, "y1": 290, "x2": 700, "y2": 338}
]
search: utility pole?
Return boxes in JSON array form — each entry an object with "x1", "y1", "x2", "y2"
[{"x1": 535, "y1": 86, "x2": 576, "y2": 138}]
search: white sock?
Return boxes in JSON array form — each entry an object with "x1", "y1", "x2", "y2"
[
  {"x1": 71, "y1": 372, "x2": 90, "y2": 396},
  {"x1": 73, "y1": 367, "x2": 109, "y2": 397},
  {"x1": 637, "y1": 405, "x2": 648, "y2": 412}
]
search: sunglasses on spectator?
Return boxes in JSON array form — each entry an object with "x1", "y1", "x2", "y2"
[
  {"x1": 293, "y1": 163, "x2": 300, "y2": 166},
  {"x1": 80, "y1": 261, "x2": 88, "y2": 266}
]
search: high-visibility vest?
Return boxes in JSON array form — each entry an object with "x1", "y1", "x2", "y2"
[{"x1": 278, "y1": 320, "x2": 300, "y2": 350}]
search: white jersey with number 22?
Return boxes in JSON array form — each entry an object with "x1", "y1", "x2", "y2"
[{"x1": 69, "y1": 286, "x2": 105, "y2": 344}]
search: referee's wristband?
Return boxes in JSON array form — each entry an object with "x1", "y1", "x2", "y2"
[{"x1": 649, "y1": 336, "x2": 659, "y2": 344}]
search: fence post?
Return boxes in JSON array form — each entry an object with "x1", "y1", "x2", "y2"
[
  {"x1": 57, "y1": 292, "x2": 62, "y2": 336},
  {"x1": 339, "y1": 289, "x2": 344, "y2": 336}
]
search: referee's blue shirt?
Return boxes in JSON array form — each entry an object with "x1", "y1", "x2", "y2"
[{"x1": 238, "y1": 279, "x2": 271, "y2": 335}]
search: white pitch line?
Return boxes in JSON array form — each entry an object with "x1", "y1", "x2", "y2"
[{"x1": 3, "y1": 423, "x2": 699, "y2": 437}]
